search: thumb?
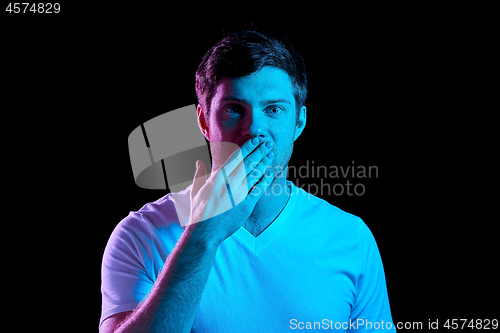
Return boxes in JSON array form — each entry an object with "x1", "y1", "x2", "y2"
[{"x1": 191, "y1": 160, "x2": 207, "y2": 199}]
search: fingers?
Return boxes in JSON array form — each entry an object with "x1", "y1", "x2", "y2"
[
  {"x1": 226, "y1": 140, "x2": 274, "y2": 187},
  {"x1": 223, "y1": 140, "x2": 274, "y2": 206},
  {"x1": 196, "y1": 138, "x2": 274, "y2": 211},
  {"x1": 246, "y1": 170, "x2": 275, "y2": 202},
  {"x1": 236, "y1": 148, "x2": 274, "y2": 192},
  {"x1": 222, "y1": 137, "x2": 262, "y2": 176}
]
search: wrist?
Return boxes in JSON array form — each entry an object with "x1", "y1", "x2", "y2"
[{"x1": 184, "y1": 223, "x2": 221, "y2": 252}]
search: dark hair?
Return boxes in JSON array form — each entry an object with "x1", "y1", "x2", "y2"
[{"x1": 195, "y1": 30, "x2": 308, "y2": 119}]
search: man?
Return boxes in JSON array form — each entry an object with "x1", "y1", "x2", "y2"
[{"x1": 100, "y1": 30, "x2": 395, "y2": 332}]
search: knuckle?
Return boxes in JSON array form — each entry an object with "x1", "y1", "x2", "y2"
[
  {"x1": 242, "y1": 143, "x2": 253, "y2": 153},
  {"x1": 250, "y1": 169, "x2": 259, "y2": 178},
  {"x1": 229, "y1": 154, "x2": 242, "y2": 166},
  {"x1": 248, "y1": 160, "x2": 259, "y2": 170},
  {"x1": 243, "y1": 157, "x2": 253, "y2": 170}
]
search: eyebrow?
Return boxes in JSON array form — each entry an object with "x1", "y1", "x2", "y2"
[
  {"x1": 221, "y1": 96, "x2": 292, "y2": 106},
  {"x1": 221, "y1": 96, "x2": 247, "y2": 103},
  {"x1": 262, "y1": 98, "x2": 292, "y2": 105}
]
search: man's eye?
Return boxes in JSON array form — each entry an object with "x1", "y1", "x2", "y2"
[
  {"x1": 265, "y1": 106, "x2": 284, "y2": 115},
  {"x1": 226, "y1": 105, "x2": 243, "y2": 114}
]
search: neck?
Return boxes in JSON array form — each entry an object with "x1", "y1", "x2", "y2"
[{"x1": 244, "y1": 167, "x2": 290, "y2": 237}]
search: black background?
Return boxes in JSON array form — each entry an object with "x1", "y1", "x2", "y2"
[{"x1": 2, "y1": 4, "x2": 497, "y2": 331}]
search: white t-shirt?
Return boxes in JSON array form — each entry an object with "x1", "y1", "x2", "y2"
[{"x1": 100, "y1": 181, "x2": 395, "y2": 332}]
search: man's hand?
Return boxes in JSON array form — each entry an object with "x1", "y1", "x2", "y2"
[{"x1": 188, "y1": 138, "x2": 275, "y2": 247}]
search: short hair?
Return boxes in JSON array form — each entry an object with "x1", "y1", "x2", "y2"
[{"x1": 195, "y1": 30, "x2": 308, "y2": 120}]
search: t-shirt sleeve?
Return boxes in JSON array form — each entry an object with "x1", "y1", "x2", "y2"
[
  {"x1": 348, "y1": 219, "x2": 396, "y2": 332},
  {"x1": 99, "y1": 214, "x2": 155, "y2": 328}
]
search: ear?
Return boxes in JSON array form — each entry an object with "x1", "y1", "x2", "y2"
[
  {"x1": 294, "y1": 106, "x2": 307, "y2": 141},
  {"x1": 197, "y1": 105, "x2": 210, "y2": 141}
]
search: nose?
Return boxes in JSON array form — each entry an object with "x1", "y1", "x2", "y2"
[{"x1": 241, "y1": 109, "x2": 267, "y2": 140}]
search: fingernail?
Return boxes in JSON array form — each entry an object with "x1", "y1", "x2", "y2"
[
  {"x1": 265, "y1": 141, "x2": 273, "y2": 149},
  {"x1": 251, "y1": 138, "x2": 260, "y2": 146},
  {"x1": 266, "y1": 151, "x2": 274, "y2": 159}
]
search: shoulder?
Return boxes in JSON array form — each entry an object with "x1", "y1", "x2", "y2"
[
  {"x1": 291, "y1": 182, "x2": 364, "y2": 230},
  {"x1": 104, "y1": 187, "x2": 191, "y2": 258},
  {"x1": 284, "y1": 182, "x2": 371, "y2": 251}
]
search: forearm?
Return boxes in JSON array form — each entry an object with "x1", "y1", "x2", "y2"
[{"x1": 115, "y1": 225, "x2": 218, "y2": 333}]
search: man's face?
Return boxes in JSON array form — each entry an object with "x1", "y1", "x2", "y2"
[{"x1": 199, "y1": 66, "x2": 306, "y2": 177}]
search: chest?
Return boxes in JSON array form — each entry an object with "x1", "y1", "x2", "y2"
[{"x1": 192, "y1": 247, "x2": 358, "y2": 332}]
